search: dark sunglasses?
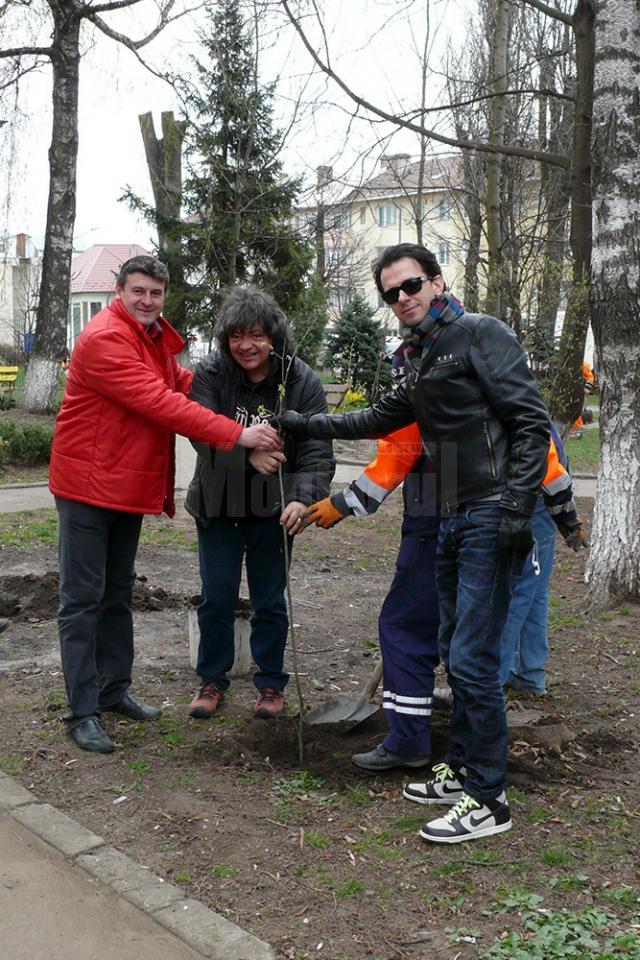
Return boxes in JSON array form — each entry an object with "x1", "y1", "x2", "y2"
[{"x1": 381, "y1": 275, "x2": 435, "y2": 305}]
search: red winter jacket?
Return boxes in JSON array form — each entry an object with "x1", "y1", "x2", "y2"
[{"x1": 49, "y1": 298, "x2": 242, "y2": 516}]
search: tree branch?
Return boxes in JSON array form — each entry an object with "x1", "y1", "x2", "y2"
[
  {"x1": 0, "y1": 46, "x2": 52, "y2": 58},
  {"x1": 520, "y1": 0, "x2": 573, "y2": 26},
  {"x1": 83, "y1": 0, "x2": 144, "y2": 12},
  {"x1": 279, "y1": 0, "x2": 569, "y2": 170}
]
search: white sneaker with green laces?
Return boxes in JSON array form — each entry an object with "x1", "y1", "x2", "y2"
[
  {"x1": 403, "y1": 762, "x2": 465, "y2": 805},
  {"x1": 419, "y1": 791, "x2": 512, "y2": 843}
]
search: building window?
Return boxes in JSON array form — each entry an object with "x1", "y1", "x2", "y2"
[
  {"x1": 72, "y1": 303, "x2": 81, "y2": 340},
  {"x1": 438, "y1": 242, "x2": 451, "y2": 266},
  {"x1": 339, "y1": 209, "x2": 353, "y2": 229},
  {"x1": 376, "y1": 204, "x2": 398, "y2": 227},
  {"x1": 360, "y1": 207, "x2": 366, "y2": 224},
  {"x1": 437, "y1": 197, "x2": 452, "y2": 220},
  {"x1": 90, "y1": 301, "x2": 102, "y2": 318}
]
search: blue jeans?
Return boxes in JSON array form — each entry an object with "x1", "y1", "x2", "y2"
[
  {"x1": 196, "y1": 516, "x2": 290, "y2": 691},
  {"x1": 500, "y1": 497, "x2": 556, "y2": 692},
  {"x1": 56, "y1": 496, "x2": 143, "y2": 725},
  {"x1": 379, "y1": 532, "x2": 439, "y2": 757},
  {"x1": 436, "y1": 502, "x2": 511, "y2": 802}
]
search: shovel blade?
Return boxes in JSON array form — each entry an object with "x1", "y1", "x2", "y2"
[{"x1": 304, "y1": 696, "x2": 379, "y2": 727}]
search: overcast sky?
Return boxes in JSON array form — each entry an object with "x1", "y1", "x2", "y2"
[{"x1": 1, "y1": 0, "x2": 470, "y2": 253}]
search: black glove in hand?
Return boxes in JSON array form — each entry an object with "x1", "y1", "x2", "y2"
[
  {"x1": 557, "y1": 517, "x2": 589, "y2": 552},
  {"x1": 497, "y1": 511, "x2": 534, "y2": 559},
  {"x1": 272, "y1": 411, "x2": 310, "y2": 436}
]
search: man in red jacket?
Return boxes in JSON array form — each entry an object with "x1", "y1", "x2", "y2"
[{"x1": 49, "y1": 256, "x2": 279, "y2": 753}]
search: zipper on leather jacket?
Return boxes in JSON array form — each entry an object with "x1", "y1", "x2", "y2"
[{"x1": 483, "y1": 420, "x2": 498, "y2": 478}]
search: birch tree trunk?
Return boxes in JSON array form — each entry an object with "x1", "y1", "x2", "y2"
[
  {"x1": 20, "y1": 0, "x2": 81, "y2": 412},
  {"x1": 585, "y1": 0, "x2": 640, "y2": 603}
]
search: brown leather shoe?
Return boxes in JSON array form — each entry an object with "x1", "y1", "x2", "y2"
[
  {"x1": 189, "y1": 681, "x2": 224, "y2": 719},
  {"x1": 253, "y1": 687, "x2": 284, "y2": 719}
]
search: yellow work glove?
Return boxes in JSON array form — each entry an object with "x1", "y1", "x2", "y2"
[{"x1": 301, "y1": 497, "x2": 346, "y2": 530}]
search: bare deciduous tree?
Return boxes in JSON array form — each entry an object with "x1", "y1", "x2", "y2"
[{"x1": 0, "y1": 0, "x2": 193, "y2": 411}]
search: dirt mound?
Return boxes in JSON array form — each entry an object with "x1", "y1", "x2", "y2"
[{"x1": 0, "y1": 572, "x2": 190, "y2": 620}]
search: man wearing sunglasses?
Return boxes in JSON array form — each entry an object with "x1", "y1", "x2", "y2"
[{"x1": 276, "y1": 242, "x2": 550, "y2": 844}]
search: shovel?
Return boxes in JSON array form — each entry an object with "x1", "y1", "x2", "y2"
[{"x1": 305, "y1": 658, "x2": 384, "y2": 730}]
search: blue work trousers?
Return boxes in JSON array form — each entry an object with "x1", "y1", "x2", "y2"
[
  {"x1": 379, "y1": 532, "x2": 439, "y2": 757},
  {"x1": 500, "y1": 497, "x2": 556, "y2": 692}
]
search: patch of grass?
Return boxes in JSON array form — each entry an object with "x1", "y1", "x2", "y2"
[
  {"x1": 211, "y1": 864, "x2": 235, "y2": 878},
  {"x1": 44, "y1": 687, "x2": 67, "y2": 711},
  {"x1": 139, "y1": 521, "x2": 197, "y2": 551},
  {"x1": 353, "y1": 830, "x2": 391, "y2": 853},
  {"x1": 127, "y1": 758, "x2": 151, "y2": 775},
  {"x1": 0, "y1": 753, "x2": 27, "y2": 776},
  {"x1": 432, "y1": 861, "x2": 466, "y2": 878},
  {"x1": 540, "y1": 847, "x2": 575, "y2": 867},
  {"x1": 391, "y1": 812, "x2": 426, "y2": 832},
  {"x1": 344, "y1": 782, "x2": 373, "y2": 805},
  {"x1": 304, "y1": 830, "x2": 327, "y2": 850},
  {"x1": 173, "y1": 870, "x2": 191, "y2": 884},
  {"x1": 362, "y1": 637, "x2": 378, "y2": 652},
  {"x1": 336, "y1": 879, "x2": 366, "y2": 898},
  {"x1": 565, "y1": 428, "x2": 600, "y2": 471},
  {"x1": 528, "y1": 806, "x2": 552, "y2": 824},
  {"x1": 0, "y1": 510, "x2": 58, "y2": 546},
  {"x1": 213, "y1": 714, "x2": 245, "y2": 730}
]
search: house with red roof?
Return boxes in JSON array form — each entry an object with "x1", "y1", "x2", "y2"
[{"x1": 69, "y1": 243, "x2": 150, "y2": 347}]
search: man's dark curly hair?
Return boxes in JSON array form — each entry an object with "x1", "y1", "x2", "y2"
[{"x1": 214, "y1": 285, "x2": 295, "y2": 381}]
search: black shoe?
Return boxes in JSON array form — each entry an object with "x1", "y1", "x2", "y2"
[
  {"x1": 0, "y1": 618, "x2": 10, "y2": 634},
  {"x1": 352, "y1": 743, "x2": 431, "y2": 771},
  {"x1": 104, "y1": 694, "x2": 162, "y2": 722},
  {"x1": 68, "y1": 718, "x2": 115, "y2": 754}
]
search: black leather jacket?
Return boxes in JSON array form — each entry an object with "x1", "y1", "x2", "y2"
[
  {"x1": 185, "y1": 354, "x2": 334, "y2": 522},
  {"x1": 300, "y1": 307, "x2": 550, "y2": 516}
]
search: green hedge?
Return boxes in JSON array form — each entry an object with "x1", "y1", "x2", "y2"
[{"x1": 0, "y1": 421, "x2": 54, "y2": 465}]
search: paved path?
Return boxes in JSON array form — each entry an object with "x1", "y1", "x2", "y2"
[
  {"x1": 0, "y1": 457, "x2": 597, "y2": 515},
  {"x1": 0, "y1": 776, "x2": 274, "y2": 960}
]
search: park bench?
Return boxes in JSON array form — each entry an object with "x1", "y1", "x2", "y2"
[
  {"x1": 322, "y1": 382, "x2": 350, "y2": 411},
  {"x1": 0, "y1": 365, "x2": 19, "y2": 399}
]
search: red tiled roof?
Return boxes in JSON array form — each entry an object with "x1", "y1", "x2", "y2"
[{"x1": 70, "y1": 243, "x2": 152, "y2": 294}]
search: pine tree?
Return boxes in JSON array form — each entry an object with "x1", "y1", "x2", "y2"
[
  {"x1": 325, "y1": 295, "x2": 390, "y2": 401},
  {"x1": 179, "y1": 0, "x2": 313, "y2": 337}
]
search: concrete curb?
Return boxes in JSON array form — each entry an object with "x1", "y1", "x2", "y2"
[{"x1": 0, "y1": 771, "x2": 275, "y2": 960}]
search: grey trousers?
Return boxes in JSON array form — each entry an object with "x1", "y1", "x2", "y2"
[{"x1": 56, "y1": 497, "x2": 143, "y2": 725}]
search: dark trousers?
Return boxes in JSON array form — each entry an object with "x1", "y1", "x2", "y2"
[
  {"x1": 56, "y1": 497, "x2": 143, "y2": 725},
  {"x1": 379, "y1": 532, "x2": 440, "y2": 757},
  {"x1": 436, "y1": 502, "x2": 511, "y2": 802},
  {"x1": 195, "y1": 516, "x2": 290, "y2": 691}
]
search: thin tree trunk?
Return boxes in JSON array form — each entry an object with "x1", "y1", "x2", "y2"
[
  {"x1": 484, "y1": 0, "x2": 509, "y2": 318},
  {"x1": 585, "y1": 0, "x2": 640, "y2": 603},
  {"x1": 20, "y1": 1, "x2": 80, "y2": 411},
  {"x1": 547, "y1": 0, "x2": 595, "y2": 432}
]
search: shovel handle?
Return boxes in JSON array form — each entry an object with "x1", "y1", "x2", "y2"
[{"x1": 357, "y1": 658, "x2": 384, "y2": 705}]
